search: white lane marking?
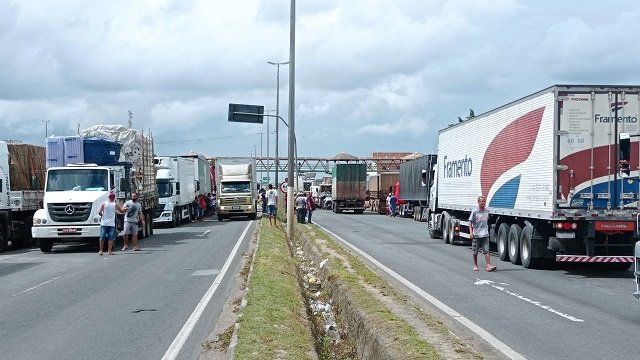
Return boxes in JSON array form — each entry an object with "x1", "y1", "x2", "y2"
[
  {"x1": 191, "y1": 269, "x2": 220, "y2": 276},
  {"x1": 162, "y1": 221, "x2": 252, "y2": 360},
  {"x1": 475, "y1": 279, "x2": 584, "y2": 322},
  {"x1": 13, "y1": 276, "x2": 63, "y2": 297},
  {"x1": 315, "y1": 223, "x2": 527, "y2": 360},
  {"x1": 196, "y1": 230, "x2": 212, "y2": 237}
]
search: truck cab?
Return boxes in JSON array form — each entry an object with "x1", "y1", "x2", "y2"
[
  {"x1": 31, "y1": 164, "x2": 130, "y2": 252},
  {"x1": 216, "y1": 162, "x2": 257, "y2": 221}
]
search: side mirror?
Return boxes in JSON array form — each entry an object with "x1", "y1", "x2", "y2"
[
  {"x1": 620, "y1": 133, "x2": 631, "y2": 177},
  {"x1": 421, "y1": 169, "x2": 427, "y2": 187}
]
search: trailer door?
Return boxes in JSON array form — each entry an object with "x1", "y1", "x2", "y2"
[{"x1": 558, "y1": 89, "x2": 640, "y2": 209}]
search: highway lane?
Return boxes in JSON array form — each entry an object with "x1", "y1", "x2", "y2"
[
  {"x1": 0, "y1": 217, "x2": 254, "y2": 360},
  {"x1": 313, "y1": 209, "x2": 638, "y2": 360}
]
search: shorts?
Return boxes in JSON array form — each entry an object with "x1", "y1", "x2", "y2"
[
  {"x1": 267, "y1": 205, "x2": 277, "y2": 216},
  {"x1": 100, "y1": 226, "x2": 116, "y2": 241},
  {"x1": 124, "y1": 221, "x2": 139, "y2": 235},
  {"x1": 472, "y1": 237, "x2": 490, "y2": 255}
]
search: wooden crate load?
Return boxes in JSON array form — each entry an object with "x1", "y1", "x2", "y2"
[{"x1": 7, "y1": 144, "x2": 46, "y2": 191}]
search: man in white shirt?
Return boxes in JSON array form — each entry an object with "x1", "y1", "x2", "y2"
[{"x1": 266, "y1": 184, "x2": 278, "y2": 226}]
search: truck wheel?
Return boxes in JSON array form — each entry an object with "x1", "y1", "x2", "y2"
[
  {"x1": 508, "y1": 224, "x2": 522, "y2": 265},
  {"x1": 218, "y1": 214, "x2": 225, "y2": 221},
  {"x1": 497, "y1": 223, "x2": 510, "y2": 262},
  {"x1": 442, "y1": 212, "x2": 451, "y2": 244},
  {"x1": 146, "y1": 214, "x2": 153, "y2": 236},
  {"x1": 520, "y1": 225, "x2": 541, "y2": 269},
  {"x1": 447, "y1": 216, "x2": 458, "y2": 245},
  {"x1": 39, "y1": 238, "x2": 53, "y2": 253},
  {"x1": 0, "y1": 221, "x2": 7, "y2": 252},
  {"x1": 248, "y1": 213, "x2": 257, "y2": 220}
]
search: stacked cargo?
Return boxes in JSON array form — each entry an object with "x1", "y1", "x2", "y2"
[
  {"x1": 367, "y1": 173, "x2": 399, "y2": 214},
  {"x1": 7, "y1": 144, "x2": 46, "y2": 191},
  {"x1": 331, "y1": 163, "x2": 366, "y2": 213}
]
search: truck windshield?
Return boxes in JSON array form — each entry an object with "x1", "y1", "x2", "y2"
[
  {"x1": 156, "y1": 179, "x2": 172, "y2": 197},
  {"x1": 220, "y1": 181, "x2": 251, "y2": 193},
  {"x1": 46, "y1": 168, "x2": 109, "y2": 191}
]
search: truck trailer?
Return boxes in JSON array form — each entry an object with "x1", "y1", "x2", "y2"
[
  {"x1": 0, "y1": 142, "x2": 46, "y2": 251},
  {"x1": 181, "y1": 153, "x2": 212, "y2": 196},
  {"x1": 367, "y1": 173, "x2": 399, "y2": 214},
  {"x1": 332, "y1": 163, "x2": 366, "y2": 213},
  {"x1": 153, "y1": 156, "x2": 196, "y2": 227},
  {"x1": 32, "y1": 125, "x2": 158, "y2": 252},
  {"x1": 398, "y1": 155, "x2": 437, "y2": 220},
  {"x1": 427, "y1": 85, "x2": 640, "y2": 269}
]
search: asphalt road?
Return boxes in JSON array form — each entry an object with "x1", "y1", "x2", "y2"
[
  {"x1": 0, "y1": 217, "x2": 254, "y2": 360},
  {"x1": 312, "y1": 209, "x2": 639, "y2": 360}
]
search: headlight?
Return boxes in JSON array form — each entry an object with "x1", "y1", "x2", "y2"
[{"x1": 93, "y1": 216, "x2": 101, "y2": 223}]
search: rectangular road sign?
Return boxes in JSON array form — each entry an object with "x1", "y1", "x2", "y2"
[{"x1": 228, "y1": 103, "x2": 264, "y2": 123}]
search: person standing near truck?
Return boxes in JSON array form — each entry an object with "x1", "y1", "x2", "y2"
[
  {"x1": 306, "y1": 192, "x2": 315, "y2": 224},
  {"x1": 266, "y1": 184, "x2": 278, "y2": 226},
  {"x1": 122, "y1": 193, "x2": 144, "y2": 251},
  {"x1": 469, "y1": 196, "x2": 497, "y2": 272},
  {"x1": 98, "y1": 192, "x2": 125, "y2": 256}
]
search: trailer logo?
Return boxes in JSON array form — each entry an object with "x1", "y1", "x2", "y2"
[
  {"x1": 611, "y1": 101, "x2": 628, "y2": 113},
  {"x1": 443, "y1": 155, "x2": 472, "y2": 178}
]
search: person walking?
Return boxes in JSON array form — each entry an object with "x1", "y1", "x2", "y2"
[
  {"x1": 266, "y1": 184, "x2": 278, "y2": 226},
  {"x1": 98, "y1": 192, "x2": 125, "y2": 256},
  {"x1": 198, "y1": 194, "x2": 207, "y2": 220},
  {"x1": 260, "y1": 188, "x2": 267, "y2": 213},
  {"x1": 386, "y1": 193, "x2": 391, "y2": 216},
  {"x1": 296, "y1": 192, "x2": 307, "y2": 223},
  {"x1": 389, "y1": 192, "x2": 398, "y2": 217},
  {"x1": 193, "y1": 196, "x2": 201, "y2": 222},
  {"x1": 306, "y1": 192, "x2": 315, "y2": 224},
  {"x1": 122, "y1": 192, "x2": 145, "y2": 251},
  {"x1": 469, "y1": 195, "x2": 497, "y2": 272}
]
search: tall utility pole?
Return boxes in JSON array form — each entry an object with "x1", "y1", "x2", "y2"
[
  {"x1": 267, "y1": 61, "x2": 289, "y2": 191},
  {"x1": 257, "y1": 131, "x2": 265, "y2": 183},
  {"x1": 265, "y1": 109, "x2": 274, "y2": 186},
  {"x1": 41, "y1": 120, "x2": 51, "y2": 138},
  {"x1": 286, "y1": 0, "x2": 296, "y2": 238}
]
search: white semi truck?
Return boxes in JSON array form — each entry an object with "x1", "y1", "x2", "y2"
[
  {"x1": 427, "y1": 85, "x2": 640, "y2": 270},
  {"x1": 215, "y1": 157, "x2": 257, "y2": 221},
  {"x1": 32, "y1": 125, "x2": 158, "y2": 252},
  {"x1": 0, "y1": 142, "x2": 46, "y2": 251},
  {"x1": 153, "y1": 156, "x2": 196, "y2": 227}
]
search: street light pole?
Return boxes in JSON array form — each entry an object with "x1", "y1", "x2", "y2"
[
  {"x1": 41, "y1": 120, "x2": 51, "y2": 138},
  {"x1": 265, "y1": 109, "x2": 274, "y2": 186},
  {"x1": 257, "y1": 131, "x2": 265, "y2": 184},
  {"x1": 286, "y1": 0, "x2": 296, "y2": 238},
  {"x1": 267, "y1": 61, "x2": 289, "y2": 192}
]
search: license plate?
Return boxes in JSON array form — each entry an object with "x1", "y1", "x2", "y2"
[
  {"x1": 556, "y1": 231, "x2": 575, "y2": 239},
  {"x1": 61, "y1": 228, "x2": 78, "y2": 233},
  {"x1": 232, "y1": 206, "x2": 240, "y2": 210}
]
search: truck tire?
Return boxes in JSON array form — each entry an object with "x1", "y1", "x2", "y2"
[
  {"x1": 248, "y1": 213, "x2": 257, "y2": 220},
  {"x1": 354, "y1": 209, "x2": 364, "y2": 214},
  {"x1": 39, "y1": 238, "x2": 53, "y2": 253},
  {"x1": 520, "y1": 225, "x2": 541, "y2": 269},
  {"x1": 508, "y1": 224, "x2": 522, "y2": 265},
  {"x1": 442, "y1": 212, "x2": 451, "y2": 244},
  {"x1": 497, "y1": 223, "x2": 510, "y2": 262},
  {"x1": 146, "y1": 213, "x2": 153, "y2": 236},
  {"x1": 0, "y1": 219, "x2": 7, "y2": 252},
  {"x1": 170, "y1": 211, "x2": 177, "y2": 228},
  {"x1": 218, "y1": 214, "x2": 225, "y2": 222},
  {"x1": 447, "y1": 216, "x2": 458, "y2": 245}
]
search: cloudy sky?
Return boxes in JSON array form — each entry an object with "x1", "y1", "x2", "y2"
[{"x1": 1, "y1": 0, "x2": 639, "y2": 161}]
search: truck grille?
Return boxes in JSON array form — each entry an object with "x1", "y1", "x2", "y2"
[
  {"x1": 48, "y1": 202, "x2": 92, "y2": 222},
  {"x1": 221, "y1": 197, "x2": 251, "y2": 206},
  {"x1": 153, "y1": 204, "x2": 166, "y2": 218}
]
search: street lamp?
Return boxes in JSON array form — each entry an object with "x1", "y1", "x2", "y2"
[
  {"x1": 257, "y1": 131, "x2": 265, "y2": 184},
  {"x1": 267, "y1": 60, "x2": 289, "y2": 190},
  {"x1": 41, "y1": 120, "x2": 51, "y2": 138}
]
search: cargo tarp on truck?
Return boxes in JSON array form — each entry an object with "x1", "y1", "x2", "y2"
[{"x1": 7, "y1": 144, "x2": 46, "y2": 191}]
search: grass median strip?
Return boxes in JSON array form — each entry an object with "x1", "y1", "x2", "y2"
[{"x1": 234, "y1": 220, "x2": 316, "y2": 359}]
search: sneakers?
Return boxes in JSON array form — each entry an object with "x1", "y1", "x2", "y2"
[{"x1": 122, "y1": 246, "x2": 128, "y2": 251}]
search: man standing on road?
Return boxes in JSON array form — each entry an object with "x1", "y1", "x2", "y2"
[
  {"x1": 469, "y1": 195, "x2": 497, "y2": 272},
  {"x1": 98, "y1": 192, "x2": 125, "y2": 256},
  {"x1": 122, "y1": 193, "x2": 145, "y2": 251},
  {"x1": 306, "y1": 192, "x2": 315, "y2": 224},
  {"x1": 296, "y1": 192, "x2": 308, "y2": 223},
  {"x1": 266, "y1": 184, "x2": 278, "y2": 226},
  {"x1": 389, "y1": 192, "x2": 398, "y2": 217}
]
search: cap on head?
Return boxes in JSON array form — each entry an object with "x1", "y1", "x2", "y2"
[{"x1": 108, "y1": 192, "x2": 116, "y2": 200}]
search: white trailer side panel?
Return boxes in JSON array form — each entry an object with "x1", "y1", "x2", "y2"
[
  {"x1": 176, "y1": 157, "x2": 196, "y2": 206},
  {"x1": 437, "y1": 91, "x2": 556, "y2": 216}
]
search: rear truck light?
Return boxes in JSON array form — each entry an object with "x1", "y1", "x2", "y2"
[{"x1": 554, "y1": 222, "x2": 578, "y2": 230}]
